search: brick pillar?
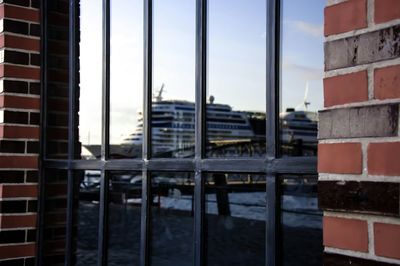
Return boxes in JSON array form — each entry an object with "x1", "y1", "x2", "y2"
[
  {"x1": 320, "y1": 0, "x2": 400, "y2": 265},
  {"x1": 0, "y1": 0, "x2": 40, "y2": 264}
]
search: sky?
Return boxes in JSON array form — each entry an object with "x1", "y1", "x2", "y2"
[{"x1": 78, "y1": 0, "x2": 325, "y2": 145}]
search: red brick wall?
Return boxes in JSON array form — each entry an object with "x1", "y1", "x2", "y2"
[
  {"x1": 0, "y1": 0, "x2": 40, "y2": 264},
  {"x1": 320, "y1": 0, "x2": 400, "y2": 264}
]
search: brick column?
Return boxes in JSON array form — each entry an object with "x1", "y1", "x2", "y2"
[
  {"x1": 320, "y1": 0, "x2": 400, "y2": 265},
  {"x1": 0, "y1": 0, "x2": 40, "y2": 264}
]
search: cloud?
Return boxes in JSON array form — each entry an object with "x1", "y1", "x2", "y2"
[
  {"x1": 286, "y1": 20, "x2": 323, "y2": 38},
  {"x1": 282, "y1": 59, "x2": 323, "y2": 80}
]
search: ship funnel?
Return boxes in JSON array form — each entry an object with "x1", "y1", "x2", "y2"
[{"x1": 209, "y1": 95, "x2": 215, "y2": 104}]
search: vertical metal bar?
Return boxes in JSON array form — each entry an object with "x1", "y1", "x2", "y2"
[
  {"x1": 194, "y1": 171, "x2": 205, "y2": 266},
  {"x1": 65, "y1": 170, "x2": 75, "y2": 266},
  {"x1": 266, "y1": 1, "x2": 278, "y2": 161},
  {"x1": 98, "y1": 171, "x2": 110, "y2": 266},
  {"x1": 141, "y1": 0, "x2": 153, "y2": 265},
  {"x1": 195, "y1": 0, "x2": 207, "y2": 159},
  {"x1": 266, "y1": 174, "x2": 278, "y2": 266},
  {"x1": 101, "y1": 1, "x2": 111, "y2": 159},
  {"x1": 140, "y1": 170, "x2": 151, "y2": 266},
  {"x1": 143, "y1": 0, "x2": 153, "y2": 161},
  {"x1": 266, "y1": 0, "x2": 280, "y2": 265},
  {"x1": 194, "y1": 0, "x2": 207, "y2": 265},
  {"x1": 36, "y1": 0, "x2": 48, "y2": 264},
  {"x1": 98, "y1": 0, "x2": 111, "y2": 265},
  {"x1": 65, "y1": 0, "x2": 79, "y2": 264}
]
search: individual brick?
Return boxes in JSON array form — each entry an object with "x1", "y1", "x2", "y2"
[
  {"x1": 26, "y1": 141, "x2": 38, "y2": 153},
  {"x1": 0, "y1": 64, "x2": 40, "y2": 80},
  {"x1": 1, "y1": 50, "x2": 29, "y2": 65},
  {"x1": 30, "y1": 53, "x2": 40, "y2": 66},
  {"x1": 0, "y1": 155, "x2": 38, "y2": 169},
  {"x1": 0, "y1": 230, "x2": 26, "y2": 244},
  {"x1": 325, "y1": 25, "x2": 400, "y2": 70},
  {"x1": 374, "y1": 223, "x2": 400, "y2": 260},
  {"x1": 0, "y1": 258, "x2": 28, "y2": 266},
  {"x1": 2, "y1": 19, "x2": 29, "y2": 35},
  {"x1": 29, "y1": 23, "x2": 40, "y2": 37},
  {"x1": 0, "y1": 34, "x2": 40, "y2": 52},
  {"x1": 0, "y1": 243, "x2": 35, "y2": 260},
  {"x1": 1, "y1": 0, "x2": 30, "y2": 7},
  {"x1": 318, "y1": 181, "x2": 399, "y2": 215},
  {"x1": 368, "y1": 142, "x2": 400, "y2": 176},
  {"x1": 0, "y1": 170, "x2": 24, "y2": 183},
  {"x1": 323, "y1": 71, "x2": 368, "y2": 107},
  {"x1": 375, "y1": 0, "x2": 400, "y2": 24},
  {"x1": 31, "y1": 0, "x2": 39, "y2": 8},
  {"x1": 0, "y1": 95, "x2": 40, "y2": 110},
  {"x1": 374, "y1": 64, "x2": 400, "y2": 100},
  {"x1": 0, "y1": 184, "x2": 38, "y2": 198},
  {"x1": 0, "y1": 200, "x2": 26, "y2": 214},
  {"x1": 29, "y1": 112, "x2": 39, "y2": 125},
  {"x1": 0, "y1": 125, "x2": 40, "y2": 139},
  {"x1": 27, "y1": 200, "x2": 36, "y2": 212},
  {"x1": 2, "y1": 110, "x2": 29, "y2": 124},
  {"x1": 324, "y1": 0, "x2": 367, "y2": 36},
  {"x1": 0, "y1": 214, "x2": 37, "y2": 229},
  {"x1": 318, "y1": 143, "x2": 362, "y2": 174},
  {"x1": 26, "y1": 170, "x2": 38, "y2": 183},
  {"x1": 0, "y1": 4, "x2": 39, "y2": 23},
  {"x1": 0, "y1": 140, "x2": 25, "y2": 153},
  {"x1": 1, "y1": 80, "x2": 29, "y2": 94},
  {"x1": 29, "y1": 82, "x2": 40, "y2": 95},
  {"x1": 26, "y1": 229, "x2": 36, "y2": 242},
  {"x1": 319, "y1": 104, "x2": 398, "y2": 139},
  {"x1": 323, "y1": 216, "x2": 369, "y2": 252}
]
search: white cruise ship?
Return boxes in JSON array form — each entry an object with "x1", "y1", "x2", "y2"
[{"x1": 121, "y1": 93, "x2": 258, "y2": 156}]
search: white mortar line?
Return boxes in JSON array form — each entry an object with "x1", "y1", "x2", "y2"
[
  {"x1": 0, "y1": 3, "x2": 40, "y2": 11},
  {"x1": 0, "y1": 197, "x2": 37, "y2": 201},
  {"x1": 0, "y1": 242, "x2": 37, "y2": 247},
  {"x1": 0, "y1": 107, "x2": 40, "y2": 112},
  {"x1": 0, "y1": 122, "x2": 39, "y2": 127},
  {"x1": 326, "y1": 0, "x2": 348, "y2": 7},
  {"x1": 368, "y1": 220, "x2": 374, "y2": 255},
  {"x1": 319, "y1": 136, "x2": 400, "y2": 144},
  {"x1": 319, "y1": 173, "x2": 400, "y2": 182},
  {"x1": 324, "y1": 211, "x2": 400, "y2": 224},
  {"x1": 0, "y1": 93, "x2": 40, "y2": 99},
  {"x1": 361, "y1": 141, "x2": 368, "y2": 175},
  {"x1": 322, "y1": 98, "x2": 400, "y2": 111},
  {"x1": 0, "y1": 227, "x2": 36, "y2": 232},
  {"x1": 324, "y1": 57, "x2": 400, "y2": 78},
  {"x1": 0, "y1": 29, "x2": 40, "y2": 40},
  {"x1": 0, "y1": 77, "x2": 42, "y2": 83},
  {"x1": 367, "y1": 0, "x2": 375, "y2": 28},
  {"x1": 2, "y1": 62, "x2": 40, "y2": 69},
  {"x1": 367, "y1": 65, "x2": 374, "y2": 100},
  {"x1": 325, "y1": 247, "x2": 400, "y2": 265}
]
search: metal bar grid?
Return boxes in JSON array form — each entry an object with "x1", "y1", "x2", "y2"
[
  {"x1": 43, "y1": 157, "x2": 316, "y2": 174},
  {"x1": 37, "y1": 0, "x2": 318, "y2": 265}
]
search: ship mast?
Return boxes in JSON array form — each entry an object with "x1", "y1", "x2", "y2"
[{"x1": 154, "y1": 83, "x2": 165, "y2": 102}]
